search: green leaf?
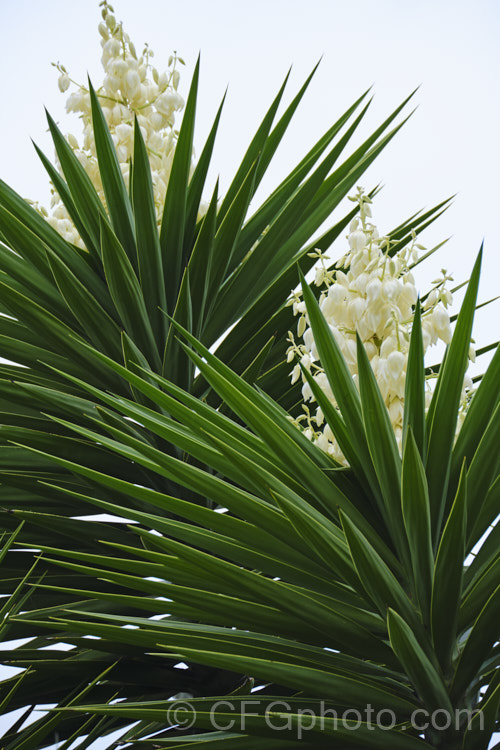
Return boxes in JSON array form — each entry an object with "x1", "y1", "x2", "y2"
[
  {"x1": 0, "y1": 242, "x2": 67, "y2": 321},
  {"x1": 216, "y1": 69, "x2": 290, "y2": 224},
  {"x1": 186, "y1": 181, "x2": 218, "y2": 334},
  {"x1": 45, "y1": 109, "x2": 106, "y2": 256},
  {"x1": 204, "y1": 158, "x2": 259, "y2": 314},
  {"x1": 401, "y1": 428, "x2": 433, "y2": 623},
  {"x1": 206, "y1": 103, "x2": 392, "y2": 341},
  {"x1": 45, "y1": 248, "x2": 122, "y2": 358},
  {"x1": 467, "y1": 475, "x2": 500, "y2": 556},
  {"x1": 451, "y1": 584, "x2": 500, "y2": 702},
  {"x1": 88, "y1": 80, "x2": 137, "y2": 263},
  {"x1": 402, "y1": 299, "x2": 426, "y2": 459},
  {"x1": 147, "y1": 647, "x2": 418, "y2": 715},
  {"x1": 32, "y1": 142, "x2": 101, "y2": 259},
  {"x1": 99, "y1": 215, "x2": 160, "y2": 369},
  {"x1": 430, "y1": 461, "x2": 467, "y2": 671},
  {"x1": 183, "y1": 93, "x2": 225, "y2": 250},
  {"x1": 462, "y1": 668, "x2": 500, "y2": 750},
  {"x1": 160, "y1": 57, "x2": 199, "y2": 305},
  {"x1": 0, "y1": 202, "x2": 113, "y2": 313},
  {"x1": 465, "y1": 402, "x2": 500, "y2": 539},
  {"x1": 233, "y1": 89, "x2": 371, "y2": 270},
  {"x1": 355, "y1": 333, "x2": 406, "y2": 558},
  {"x1": 387, "y1": 608, "x2": 452, "y2": 713},
  {"x1": 340, "y1": 511, "x2": 417, "y2": 628},
  {"x1": 298, "y1": 271, "x2": 367, "y2": 467},
  {"x1": 131, "y1": 115, "x2": 167, "y2": 346},
  {"x1": 452, "y1": 344, "x2": 500, "y2": 492},
  {"x1": 174, "y1": 327, "x2": 396, "y2": 563},
  {"x1": 426, "y1": 247, "x2": 482, "y2": 540},
  {"x1": 272, "y1": 491, "x2": 359, "y2": 588},
  {"x1": 298, "y1": 365, "x2": 362, "y2": 475}
]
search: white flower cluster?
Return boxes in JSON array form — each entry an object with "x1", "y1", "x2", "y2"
[
  {"x1": 43, "y1": 1, "x2": 186, "y2": 245},
  {"x1": 287, "y1": 188, "x2": 474, "y2": 463}
]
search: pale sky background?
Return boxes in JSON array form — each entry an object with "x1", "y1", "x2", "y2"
[{"x1": 0, "y1": 0, "x2": 499, "y2": 746}]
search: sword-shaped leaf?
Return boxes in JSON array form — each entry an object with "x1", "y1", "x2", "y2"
[{"x1": 88, "y1": 80, "x2": 137, "y2": 265}]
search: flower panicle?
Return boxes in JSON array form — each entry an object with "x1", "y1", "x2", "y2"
[
  {"x1": 45, "y1": 1, "x2": 191, "y2": 244},
  {"x1": 289, "y1": 188, "x2": 474, "y2": 464}
]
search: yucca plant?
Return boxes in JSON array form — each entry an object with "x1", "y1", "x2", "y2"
[
  {"x1": 1, "y1": 254, "x2": 498, "y2": 749},
  {"x1": 0, "y1": 8, "x2": 498, "y2": 750}
]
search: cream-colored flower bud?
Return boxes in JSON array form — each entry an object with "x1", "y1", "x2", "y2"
[
  {"x1": 335, "y1": 270, "x2": 349, "y2": 288},
  {"x1": 315, "y1": 372, "x2": 334, "y2": 401},
  {"x1": 423, "y1": 289, "x2": 439, "y2": 310},
  {"x1": 103, "y1": 38, "x2": 121, "y2": 58},
  {"x1": 157, "y1": 71, "x2": 168, "y2": 90},
  {"x1": 98, "y1": 21, "x2": 109, "y2": 39},
  {"x1": 366, "y1": 277, "x2": 382, "y2": 303},
  {"x1": 382, "y1": 278, "x2": 401, "y2": 301},
  {"x1": 421, "y1": 323, "x2": 432, "y2": 351},
  {"x1": 324, "y1": 423, "x2": 334, "y2": 442},
  {"x1": 300, "y1": 354, "x2": 312, "y2": 371},
  {"x1": 58, "y1": 73, "x2": 70, "y2": 92},
  {"x1": 343, "y1": 338, "x2": 357, "y2": 368},
  {"x1": 124, "y1": 69, "x2": 141, "y2": 98},
  {"x1": 115, "y1": 123, "x2": 134, "y2": 145},
  {"x1": 328, "y1": 284, "x2": 347, "y2": 306},
  {"x1": 400, "y1": 282, "x2": 418, "y2": 306},
  {"x1": 320, "y1": 295, "x2": 336, "y2": 319},
  {"x1": 104, "y1": 74, "x2": 120, "y2": 93},
  {"x1": 314, "y1": 266, "x2": 325, "y2": 286},
  {"x1": 431, "y1": 306, "x2": 451, "y2": 342},
  {"x1": 66, "y1": 90, "x2": 84, "y2": 112},
  {"x1": 442, "y1": 289, "x2": 453, "y2": 307},
  {"x1": 348, "y1": 229, "x2": 367, "y2": 252},
  {"x1": 53, "y1": 205, "x2": 66, "y2": 220},
  {"x1": 302, "y1": 382, "x2": 313, "y2": 402},
  {"x1": 149, "y1": 112, "x2": 164, "y2": 131},
  {"x1": 149, "y1": 133, "x2": 164, "y2": 151},
  {"x1": 110, "y1": 59, "x2": 128, "y2": 78},
  {"x1": 387, "y1": 350, "x2": 406, "y2": 381},
  {"x1": 316, "y1": 433, "x2": 329, "y2": 452},
  {"x1": 116, "y1": 145, "x2": 129, "y2": 162},
  {"x1": 350, "y1": 272, "x2": 369, "y2": 295},
  {"x1": 364, "y1": 340, "x2": 377, "y2": 360},
  {"x1": 348, "y1": 296, "x2": 366, "y2": 321},
  {"x1": 155, "y1": 92, "x2": 176, "y2": 116},
  {"x1": 328, "y1": 324, "x2": 343, "y2": 347},
  {"x1": 388, "y1": 398, "x2": 404, "y2": 425},
  {"x1": 356, "y1": 316, "x2": 372, "y2": 342},
  {"x1": 463, "y1": 374, "x2": 473, "y2": 391},
  {"x1": 380, "y1": 336, "x2": 398, "y2": 359}
]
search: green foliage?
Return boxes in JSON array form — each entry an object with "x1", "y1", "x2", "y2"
[{"x1": 0, "y1": 63, "x2": 498, "y2": 750}]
